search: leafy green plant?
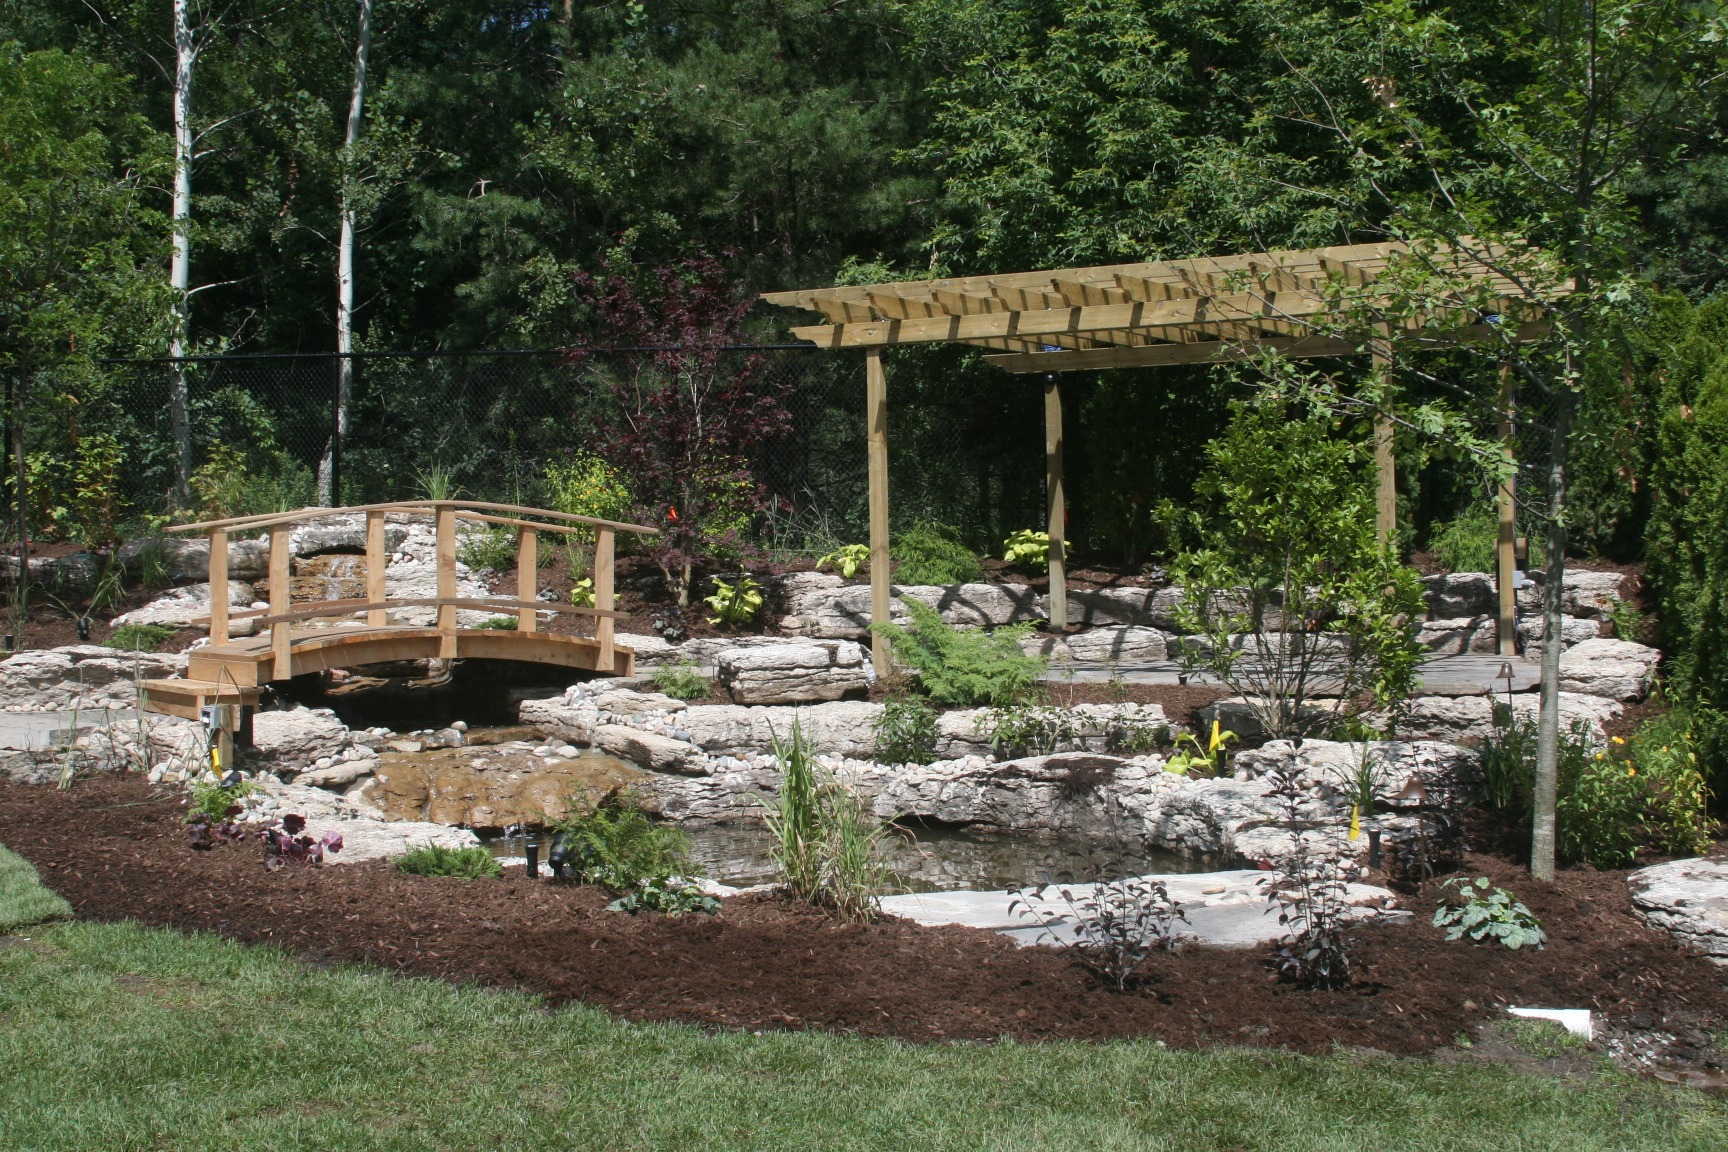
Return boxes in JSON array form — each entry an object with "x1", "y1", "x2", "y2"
[
  {"x1": 1433, "y1": 877, "x2": 1546, "y2": 950},
  {"x1": 1001, "y1": 529, "x2": 1050, "y2": 567},
  {"x1": 546, "y1": 791, "x2": 696, "y2": 890},
  {"x1": 606, "y1": 876, "x2": 720, "y2": 916},
  {"x1": 544, "y1": 453, "x2": 631, "y2": 531},
  {"x1": 816, "y1": 544, "x2": 870, "y2": 578},
  {"x1": 395, "y1": 845, "x2": 503, "y2": 879},
  {"x1": 1010, "y1": 874, "x2": 1188, "y2": 991},
  {"x1": 703, "y1": 575, "x2": 763, "y2": 627},
  {"x1": 473, "y1": 616, "x2": 518, "y2": 630},
  {"x1": 458, "y1": 526, "x2": 517, "y2": 574},
  {"x1": 1164, "y1": 719, "x2": 1237, "y2": 777},
  {"x1": 415, "y1": 464, "x2": 458, "y2": 502},
  {"x1": 652, "y1": 659, "x2": 711, "y2": 701},
  {"x1": 1479, "y1": 705, "x2": 1538, "y2": 811},
  {"x1": 1426, "y1": 504, "x2": 1499, "y2": 573},
  {"x1": 764, "y1": 721, "x2": 890, "y2": 923},
  {"x1": 871, "y1": 597, "x2": 1045, "y2": 707},
  {"x1": 980, "y1": 702, "x2": 1077, "y2": 757},
  {"x1": 872, "y1": 695, "x2": 939, "y2": 765},
  {"x1": 1165, "y1": 401, "x2": 1426, "y2": 741},
  {"x1": 104, "y1": 623, "x2": 176, "y2": 652},
  {"x1": 1263, "y1": 761, "x2": 1355, "y2": 990},
  {"x1": 189, "y1": 443, "x2": 250, "y2": 523},
  {"x1": 185, "y1": 778, "x2": 259, "y2": 823},
  {"x1": 569, "y1": 578, "x2": 595, "y2": 608},
  {"x1": 892, "y1": 521, "x2": 983, "y2": 584},
  {"x1": 1606, "y1": 597, "x2": 1642, "y2": 642}
]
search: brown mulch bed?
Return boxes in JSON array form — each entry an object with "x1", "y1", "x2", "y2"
[{"x1": 5, "y1": 777, "x2": 1725, "y2": 1056}]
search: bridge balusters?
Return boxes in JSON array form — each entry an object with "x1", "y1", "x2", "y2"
[
  {"x1": 208, "y1": 528, "x2": 229, "y2": 645},
  {"x1": 269, "y1": 525, "x2": 292, "y2": 680},
  {"x1": 365, "y1": 511, "x2": 388, "y2": 626},
  {"x1": 595, "y1": 527, "x2": 615, "y2": 671},
  {"x1": 435, "y1": 503, "x2": 458, "y2": 658},
  {"x1": 516, "y1": 528, "x2": 538, "y2": 634}
]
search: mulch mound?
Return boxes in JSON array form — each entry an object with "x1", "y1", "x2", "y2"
[{"x1": 4, "y1": 777, "x2": 1724, "y2": 1054}]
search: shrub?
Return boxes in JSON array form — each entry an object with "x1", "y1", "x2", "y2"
[
  {"x1": 871, "y1": 597, "x2": 1044, "y2": 707},
  {"x1": 458, "y1": 526, "x2": 517, "y2": 575},
  {"x1": 873, "y1": 695, "x2": 939, "y2": 765},
  {"x1": 546, "y1": 791, "x2": 695, "y2": 889},
  {"x1": 1263, "y1": 761, "x2": 1354, "y2": 989},
  {"x1": 1426, "y1": 504, "x2": 1499, "y2": 573},
  {"x1": 652, "y1": 659, "x2": 710, "y2": 701},
  {"x1": 544, "y1": 452, "x2": 631, "y2": 529},
  {"x1": 1165, "y1": 400, "x2": 1426, "y2": 741},
  {"x1": 1433, "y1": 876, "x2": 1546, "y2": 950},
  {"x1": 892, "y1": 521, "x2": 983, "y2": 584},
  {"x1": 473, "y1": 616, "x2": 517, "y2": 630},
  {"x1": 395, "y1": 845, "x2": 502, "y2": 879},
  {"x1": 105, "y1": 623, "x2": 176, "y2": 652},
  {"x1": 980, "y1": 702, "x2": 1077, "y2": 757},
  {"x1": 185, "y1": 778, "x2": 259, "y2": 823},
  {"x1": 1557, "y1": 713, "x2": 1715, "y2": 867},
  {"x1": 764, "y1": 721, "x2": 890, "y2": 923},
  {"x1": 1010, "y1": 874, "x2": 1188, "y2": 991}
]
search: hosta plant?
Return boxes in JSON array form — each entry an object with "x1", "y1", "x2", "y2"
[
  {"x1": 816, "y1": 544, "x2": 870, "y2": 579},
  {"x1": 1433, "y1": 877, "x2": 1546, "y2": 950},
  {"x1": 704, "y1": 576, "x2": 764, "y2": 627},
  {"x1": 569, "y1": 578, "x2": 596, "y2": 608},
  {"x1": 1002, "y1": 529, "x2": 1050, "y2": 566}
]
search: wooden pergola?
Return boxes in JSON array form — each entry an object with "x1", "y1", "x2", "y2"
[{"x1": 762, "y1": 240, "x2": 1550, "y2": 675}]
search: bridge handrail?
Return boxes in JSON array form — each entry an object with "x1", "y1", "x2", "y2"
[
  {"x1": 163, "y1": 499, "x2": 659, "y2": 536},
  {"x1": 193, "y1": 596, "x2": 630, "y2": 630}
]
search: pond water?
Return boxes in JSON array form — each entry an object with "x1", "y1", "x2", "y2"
[{"x1": 483, "y1": 821, "x2": 1215, "y2": 894}]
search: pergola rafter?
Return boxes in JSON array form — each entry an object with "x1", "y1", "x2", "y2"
[{"x1": 763, "y1": 240, "x2": 1558, "y2": 675}]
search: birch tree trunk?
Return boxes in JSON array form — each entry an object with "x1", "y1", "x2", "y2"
[
  {"x1": 1530, "y1": 380, "x2": 1576, "y2": 882},
  {"x1": 320, "y1": 0, "x2": 374, "y2": 507},
  {"x1": 168, "y1": 0, "x2": 195, "y2": 507}
]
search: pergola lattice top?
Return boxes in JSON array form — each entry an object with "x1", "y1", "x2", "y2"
[{"x1": 761, "y1": 240, "x2": 1543, "y2": 373}]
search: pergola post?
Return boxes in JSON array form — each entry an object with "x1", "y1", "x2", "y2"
[
  {"x1": 1043, "y1": 375, "x2": 1067, "y2": 630},
  {"x1": 866, "y1": 349, "x2": 891, "y2": 678},
  {"x1": 1497, "y1": 364, "x2": 1519, "y2": 654},
  {"x1": 1371, "y1": 342, "x2": 1397, "y2": 545}
]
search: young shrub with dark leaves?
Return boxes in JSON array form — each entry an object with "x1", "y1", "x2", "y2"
[
  {"x1": 1010, "y1": 873, "x2": 1188, "y2": 991},
  {"x1": 1261, "y1": 759, "x2": 1355, "y2": 990},
  {"x1": 185, "y1": 808, "x2": 248, "y2": 851},
  {"x1": 259, "y1": 813, "x2": 344, "y2": 871}
]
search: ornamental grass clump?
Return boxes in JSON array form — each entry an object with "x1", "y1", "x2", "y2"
[
  {"x1": 870, "y1": 597, "x2": 1044, "y2": 707},
  {"x1": 764, "y1": 721, "x2": 890, "y2": 923}
]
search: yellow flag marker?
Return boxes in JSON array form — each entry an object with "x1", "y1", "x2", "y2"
[{"x1": 1349, "y1": 804, "x2": 1361, "y2": 841}]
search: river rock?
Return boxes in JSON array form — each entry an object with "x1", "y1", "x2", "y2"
[
  {"x1": 250, "y1": 707, "x2": 353, "y2": 769},
  {"x1": 1422, "y1": 573, "x2": 1497, "y2": 619},
  {"x1": 1559, "y1": 638, "x2": 1661, "y2": 700},
  {"x1": 716, "y1": 640, "x2": 871, "y2": 704},
  {"x1": 118, "y1": 536, "x2": 270, "y2": 582},
  {"x1": 1628, "y1": 858, "x2": 1728, "y2": 967},
  {"x1": 0, "y1": 645, "x2": 188, "y2": 711}
]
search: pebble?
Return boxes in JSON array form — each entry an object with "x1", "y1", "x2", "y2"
[{"x1": 451, "y1": 720, "x2": 468, "y2": 732}]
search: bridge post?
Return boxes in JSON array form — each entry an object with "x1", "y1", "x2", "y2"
[
  {"x1": 366, "y1": 511, "x2": 388, "y2": 627},
  {"x1": 208, "y1": 528, "x2": 229, "y2": 644},
  {"x1": 594, "y1": 528, "x2": 615, "y2": 671},
  {"x1": 435, "y1": 503, "x2": 457, "y2": 659},
  {"x1": 516, "y1": 527, "x2": 538, "y2": 634},
  {"x1": 269, "y1": 524, "x2": 292, "y2": 680}
]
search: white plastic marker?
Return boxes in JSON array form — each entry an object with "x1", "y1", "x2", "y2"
[{"x1": 1508, "y1": 1007, "x2": 1593, "y2": 1040}]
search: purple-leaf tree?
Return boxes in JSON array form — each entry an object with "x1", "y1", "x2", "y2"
[{"x1": 564, "y1": 250, "x2": 792, "y2": 605}]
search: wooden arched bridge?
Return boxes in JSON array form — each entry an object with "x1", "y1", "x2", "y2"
[{"x1": 139, "y1": 501, "x2": 656, "y2": 722}]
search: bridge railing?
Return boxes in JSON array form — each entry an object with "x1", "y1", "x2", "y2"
[{"x1": 167, "y1": 501, "x2": 658, "y2": 677}]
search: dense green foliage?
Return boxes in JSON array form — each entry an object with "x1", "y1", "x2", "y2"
[
  {"x1": 394, "y1": 845, "x2": 503, "y2": 880},
  {"x1": 891, "y1": 522, "x2": 984, "y2": 585},
  {"x1": 872, "y1": 598, "x2": 1045, "y2": 707},
  {"x1": 548, "y1": 792, "x2": 695, "y2": 890},
  {"x1": 764, "y1": 721, "x2": 889, "y2": 922},
  {"x1": 1167, "y1": 400, "x2": 1425, "y2": 740}
]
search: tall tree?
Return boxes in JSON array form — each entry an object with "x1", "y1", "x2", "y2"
[{"x1": 320, "y1": 0, "x2": 374, "y2": 505}]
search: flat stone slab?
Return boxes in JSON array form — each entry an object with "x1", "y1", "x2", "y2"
[
  {"x1": 880, "y1": 869, "x2": 1405, "y2": 949},
  {"x1": 1042, "y1": 653, "x2": 1542, "y2": 696}
]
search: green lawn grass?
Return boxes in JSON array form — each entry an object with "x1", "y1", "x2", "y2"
[
  {"x1": 0, "y1": 920, "x2": 1722, "y2": 1151},
  {"x1": 0, "y1": 842, "x2": 71, "y2": 933}
]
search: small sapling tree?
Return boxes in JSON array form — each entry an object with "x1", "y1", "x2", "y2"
[
  {"x1": 566, "y1": 251, "x2": 793, "y2": 605},
  {"x1": 1166, "y1": 399, "x2": 1425, "y2": 742}
]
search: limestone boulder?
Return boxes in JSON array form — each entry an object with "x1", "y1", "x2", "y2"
[
  {"x1": 0, "y1": 553, "x2": 99, "y2": 593},
  {"x1": 0, "y1": 645, "x2": 188, "y2": 710},
  {"x1": 675, "y1": 700, "x2": 885, "y2": 760},
  {"x1": 1518, "y1": 614, "x2": 1604, "y2": 654},
  {"x1": 871, "y1": 753, "x2": 1174, "y2": 837},
  {"x1": 591, "y1": 724, "x2": 705, "y2": 775},
  {"x1": 1628, "y1": 858, "x2": 1728, "y2": 967},
  {"x1": 1062, "y1": 626, "x2": 1172, "y2": 664},
  {"x1": 288, "y1": 512, "x2": 412, "y2": 558},
  {"x1": 1518, "y1": 570, "x2": 1631, "y2": 618},
  {"x1": 1058, "y1": 586, "x2": 1183, "y2": 630},
  {"x1": 118, "y1": 535, "x2": 269, "y2": 582},
  {"x1": 1416, "y1": 615, "x2": 1497, "y2": 655},
  {"x1": 250, "y1": 707, "x2": 354, "y2": 769},
  {"x1": 1233, "y1": 738, "x2": 1480, "y2": 812},
  {"x1": 112, "y1": 581, "x2": 261, "y2": 636},
  {"x1": 1422, "y1": 573, "x2": 1497, "y2": 619},
  {"x1": 1559, "y1": 638, "x2": 1661, "y2": 701},
  {"x1": 1384, "y1": 692, "x2": 1622, "y2": 748},
  {"x1": 771, "y1": 574, "x2": 1044, "y2": 638},
  {"x1": 716, "y1": 640, "x2": 872, "y2": 704}
]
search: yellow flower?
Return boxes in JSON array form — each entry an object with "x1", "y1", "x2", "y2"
[
  {"x1": 1628, "y1": 767, "x2": 1637, "y2": 777},
  {"x1": 1611, "y1": 736, "x2": 1626, "y2": 745}
]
